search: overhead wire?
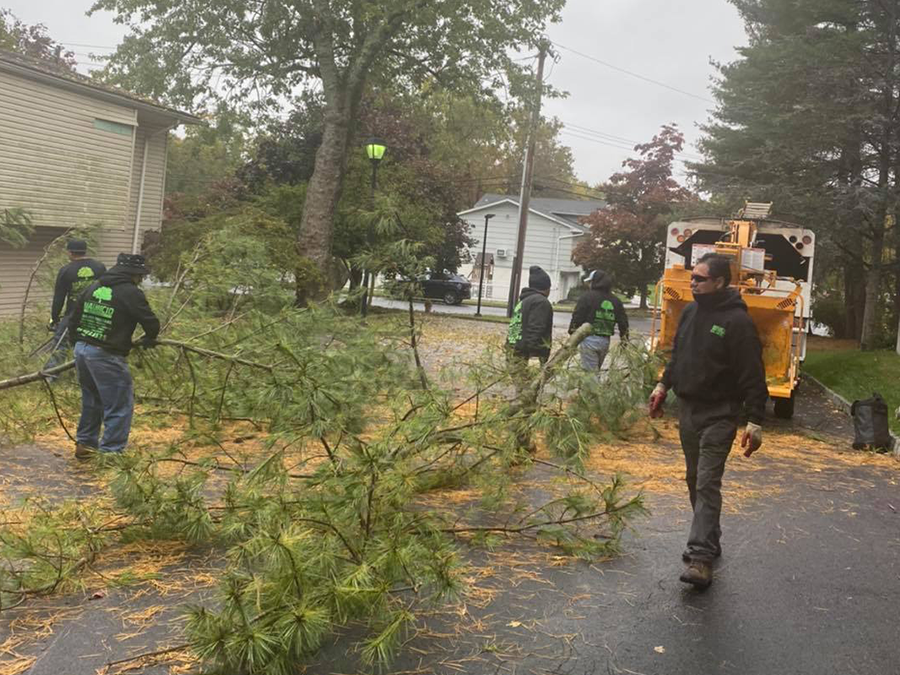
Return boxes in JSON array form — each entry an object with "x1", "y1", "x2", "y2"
[{"x1": 550, "y1": 40, "x2": 716, "y2": 105}]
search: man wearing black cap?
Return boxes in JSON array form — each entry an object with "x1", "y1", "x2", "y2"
[
  {"x1": 68, "y1": 253, "x2": 159, "y2": 458},
  {"x1": 507, "y1": 265, "x2": 554, "y2": 364},
  {"x1": 43, "y1": 240, "x2": 106, "y2": 373},
  {"x1": 506, "y1": 265, "x2": 554, "y2": 451},
  {"x1": 568, "y1": 269, "x2": 628, "y2": 375}
]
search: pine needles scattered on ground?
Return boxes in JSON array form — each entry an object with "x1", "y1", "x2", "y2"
[{"x1": 0, "y1": 240, "x2": 659, "y2": 673}]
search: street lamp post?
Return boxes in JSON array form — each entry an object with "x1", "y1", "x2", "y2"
[
  {"x1": 361, "y1": 138, "x2": 386, "y2": 318},
  {"x1": 475, "y1": 213, "x2": 495, "y2": 316}
]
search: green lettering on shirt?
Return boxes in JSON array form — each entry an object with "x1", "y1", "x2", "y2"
[
  {"x1": 592, "y1": 299, "x2": 617, "y2": 336},
  {"x1": 710, "y1": 324, "x2": 726, "y2": 338},
  {"x1": 507, "y1": 301, "x2": 523, "y2": 345}
]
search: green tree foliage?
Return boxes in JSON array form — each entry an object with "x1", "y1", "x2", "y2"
[
  {"x1": 166, "y1": 108, "x2": 247, "y2": 198},
  {"x1": 0, "y1": 208, "x2": 32, "y2": 249},
  {"x1": 573, "y1": 125, "x2": 693, "y2": 308},
  {"x1": 1, "y1": 237, "x2": 650, "y2": 668},
  {"x1": 91, "y1": 0, "x2": 565, "y2": 302},
  {"x1": 0, "y1": 9, "x2": 76, "y2": 70},
  {"x1": 693, "y1": 0, "x2": 900, "y2": 348}
]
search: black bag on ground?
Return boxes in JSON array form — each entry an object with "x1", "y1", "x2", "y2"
[{"x1": 850, "y1": 392, "x2": 892, "y2": 451}]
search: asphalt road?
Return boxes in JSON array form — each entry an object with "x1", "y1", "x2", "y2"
[
  {"x1": 371, "y1": 295, "x2": 654, "y2": 333},
  {"x1": 2, "y1": 365, "x2": 896, "y2": 675}
]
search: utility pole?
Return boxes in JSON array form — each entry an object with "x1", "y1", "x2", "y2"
[
  {"x1": 507, "y1": 38, "x2": 551, "y2": 318},
  {"x1": 475, "y1": 213, "x2": 496, "y2": 316}
]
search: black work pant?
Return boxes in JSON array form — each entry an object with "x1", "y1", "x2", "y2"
[{"x1": 677, "y1": 397, "x2": 740, "y2": 562}]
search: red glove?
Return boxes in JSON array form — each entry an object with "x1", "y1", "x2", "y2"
[{"x1": 648, "y1": 383, "x2": 667, "y2": 419}]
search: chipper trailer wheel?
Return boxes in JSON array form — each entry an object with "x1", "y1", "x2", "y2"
[{"x1": 773, "y1": 391, "x2": 796, "y2": 419}]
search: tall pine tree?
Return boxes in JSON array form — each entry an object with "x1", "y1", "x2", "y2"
[{"x1": 694, "y1": 0, "x2": 900, "y2": 349}]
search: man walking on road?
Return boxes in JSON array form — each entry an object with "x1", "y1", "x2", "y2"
[
  {"x1": 43, "y1": 239, "x2": 106, "y2": 374},
  {"x1": 568, "y1": 269, "x2": 628, "y2": 375},
  {"x1": 507, "y1": 265, "x2": 554, "y2": 365},
  {"x1": 506, "y1": 266, "x2": 554, "y2": 451},
  {"x1": 69, "y1": 253, "x2": 159, "y2": 458},
  {"x1": 648, "y1": 253, "x2": 767, "y2": 588}
]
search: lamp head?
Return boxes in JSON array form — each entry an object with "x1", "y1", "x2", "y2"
[
  {"x1": 365, "y1": 137, "x2": 386, "y2": 161},
  {"x1": 485, "y1": 213, "x2": 496, "y2": 221}
]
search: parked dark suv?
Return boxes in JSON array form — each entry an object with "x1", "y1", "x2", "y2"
[{"x1": 391, "y1": 271, "x2": 472, "y2": 305}]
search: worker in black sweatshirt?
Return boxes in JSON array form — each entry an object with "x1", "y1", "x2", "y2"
[
  {"x1": 568, "y1": 269, "x2": 628, "y2": 376},
  {"x1": 43, "y1": 239, "x2": 106, "y2": 375},
  {"x1": 506, "y1": 265, "x2": 554, "y2": 363},
  {"x1": 68, "y1": 253, "x2": 159, "y2": 459},
  {"x1": 648, "y1": 253, "x2": 767, "y2": 589}
]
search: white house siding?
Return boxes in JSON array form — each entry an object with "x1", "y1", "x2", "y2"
[
  {"x1": 0, "y1": 69, "x2": 136, "y2": 231},
  {"x1": 0, "y1": 226, "x2": 68, "y2": 315},
  {"x1": 0, "y1": 65, "x2": 178, "y2": 316},
  {"x1": 458, "y1": 201, "x2": 587, "y2": 303},
  {"x1": 107, "y1": 121, "x2": 170, "y2": 260}
]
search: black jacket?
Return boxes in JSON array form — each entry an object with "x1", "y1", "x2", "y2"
[
  {"x1": 568, "y1": 289, "x2": 628, "y2": 338},
  {"x1": 70, "y1": 270, "x2": 160, "y2": 356},
  {"x1": 661, "y1": 288, "x2": 768, "y2": 424},
  {"x1": 51, "y1": 258, "x2": 107, "y2": 324},
  {"x1": 507, "y1": 288, "x2": 553, "y2": 359}
]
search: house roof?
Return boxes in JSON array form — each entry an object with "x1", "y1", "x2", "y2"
[
  {"x1": 0, "y1": 50, "x2": 202, "y2": 126},
  {"x1": 466, "y1": 193, "x2": 605, "y2": 228}
]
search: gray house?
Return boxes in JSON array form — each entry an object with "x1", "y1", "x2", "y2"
[
  {"x1": 458, "y1": 194, "x2": 605, "y2": 303},
  {"x1": 0, "y1": 50, "x2": 200, "y2": 315}
]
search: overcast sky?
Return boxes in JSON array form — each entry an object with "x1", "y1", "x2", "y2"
[{"x1": 5, "y1": 0, "x2": 747, "y2": 187}]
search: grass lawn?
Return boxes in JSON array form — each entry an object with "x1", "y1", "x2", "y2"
[{"x1": 804, "y1": 343, "x2": 900, "y2": 434}]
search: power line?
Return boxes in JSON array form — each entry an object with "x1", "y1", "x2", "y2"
[
  {"x1": 559, "y1": 120, "x2": 705, "y2": 161},
  {"x1": 551, "y1": 41, "x2": 716, "y2": 105}
]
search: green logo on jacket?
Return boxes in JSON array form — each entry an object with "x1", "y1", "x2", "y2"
[
  {"x1": 710, "y1": 324, "x2": 726, "y2": 338},
  {"x1": 77, "y1": 267, "x2": 94, "y2": 278},
  {"x1": 92, "y1": 286, "x2": 112, "y2": 302},
  {"x1": 592, "y1": 299, "x2": 616, "y2": 336},
  {"x1": 507, "y1": 301, "x2": 523, "y2": 345}
]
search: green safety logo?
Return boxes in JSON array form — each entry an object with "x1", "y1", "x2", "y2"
[
  {"x1": 592, "y1": 299, "x2": 616, "y2": 336},
  {"x1": 92, "y1": 286, "x2": 112, "y2": 302},
  {"x1": 77, "y1": 267, "x2": 95, "y2": 278},
  {"x1": 507, "y1": 301, "x2": 523, "y2": 345},
  {"x1": 710, "y1": 324, "x2": 726, "y2": 338}
]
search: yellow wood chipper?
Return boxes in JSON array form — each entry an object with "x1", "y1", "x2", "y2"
[{"x1": 650, "y1": 202, "x2": 815, "y2": 419}]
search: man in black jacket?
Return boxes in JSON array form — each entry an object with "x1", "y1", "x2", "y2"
[
  {"x1": 648, "y1": 253, "x2": 767, "y2": 588},
  {"x1": 43, "y1": 240, "x2": 107, "y2": 374},
  {"x1": 568, "y1": 269, "x2": 628, "y2": 375},
  {"x1": 507, "y1": 265, "x2": 554, "y2": 363},
  {"x1": 69, "y1": 253, "x2": 160, "y2": 458}
]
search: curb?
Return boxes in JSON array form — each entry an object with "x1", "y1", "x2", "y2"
[{"x1": 802, "y1": 373, "x2": 900, "y2": 457}]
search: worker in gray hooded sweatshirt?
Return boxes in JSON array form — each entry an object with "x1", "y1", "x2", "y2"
[{"x1": 568, "y1": 269, "x2": 628, "y2": 375}]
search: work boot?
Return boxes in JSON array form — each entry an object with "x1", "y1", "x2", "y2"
[
  {"x1": 74, "y1": 443, "x2": 96, "y2": 460},
  {"x1": 679, "y1": 560, "x2": 713, "y2": 588}
]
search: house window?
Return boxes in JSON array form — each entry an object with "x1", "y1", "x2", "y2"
[{"x1": 93, "y1": 119, "x2": 134, "y2": 136}]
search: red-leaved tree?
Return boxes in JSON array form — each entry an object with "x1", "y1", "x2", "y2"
[{"x1": 573, "y1": 124, "x2": 694, "y2": 308}]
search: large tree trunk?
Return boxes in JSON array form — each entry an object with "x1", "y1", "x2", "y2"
[
  {"x1": 860, "y1": 228, "x2": 885, "y2": 350},
  {"x1": 843, "y1": 261, "x2": 864, "y2": 340},
  {"x1": 295, "y1": 111, "x2": 353, "y2": 305}
]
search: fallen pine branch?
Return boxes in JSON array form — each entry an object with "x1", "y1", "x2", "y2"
[
  {"x1": 506, "y1": 322, "x2": 592, "y2": 417},
  {"x1": 0, "y1": 338, "x2": 274, "y2": 391}
]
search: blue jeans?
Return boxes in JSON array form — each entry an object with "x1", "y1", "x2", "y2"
[
  {"x1": 73, "y1": 342, "x2": 134, "y2": 453},
  {"x1": 579, "y1": 335, "x2": 611, "y2": 374}
]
